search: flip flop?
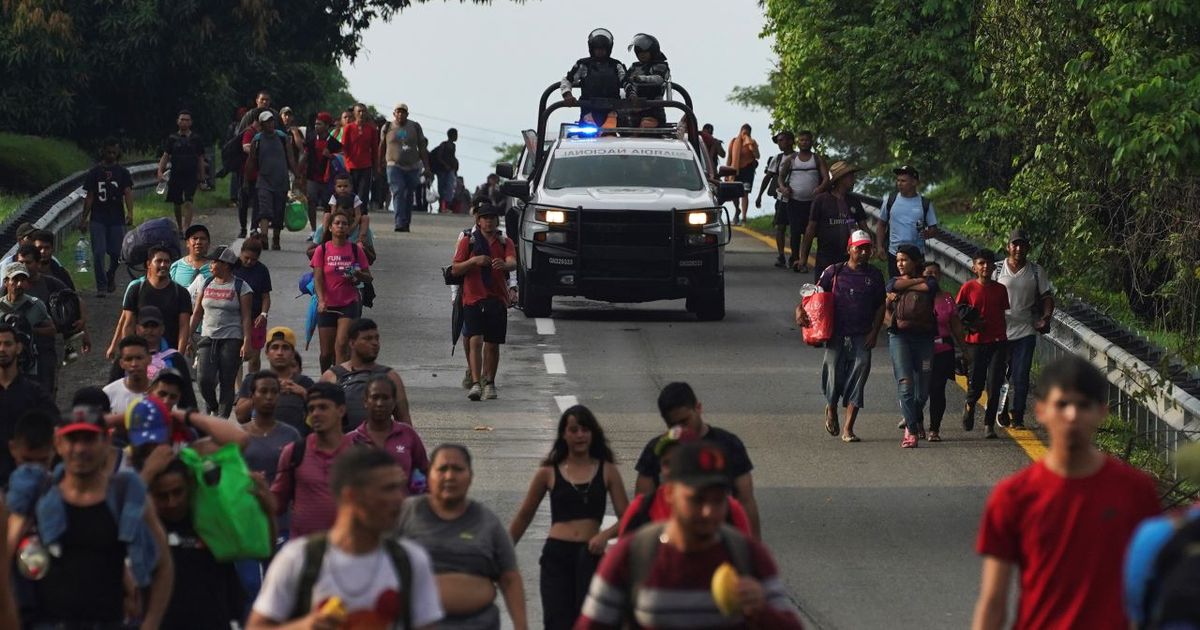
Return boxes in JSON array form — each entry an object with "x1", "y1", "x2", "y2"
[
  {"x1": 841, "y1": 434, "x2": 860, "y2": 443},
  {"x1": 825, "y1": 407, "x2": 840, "y2": 436}
]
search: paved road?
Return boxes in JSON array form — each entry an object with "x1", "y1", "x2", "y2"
[{"x1": 253, "y1": 211, "x2": 1032, "y2": 629}]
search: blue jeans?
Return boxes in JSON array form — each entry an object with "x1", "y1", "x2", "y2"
[
  {"x1": 822, "y1": 334, "x2": 873, "y2": 409},
  {"x1": 89, "y1": 221, "x2": 124, "y2": 290},
  {"x1": 889, "y1": 332, "x2": 934, "y2": 434},
  {"x1": 1006, "y1": 335, "x2": 1038, "y2": 417},
  {"x1": 436, "y1": 170, "x2": 456, "y2": 206},
  {"x1": 387, "y1": 166, "x2": 421, "y2": 228}
]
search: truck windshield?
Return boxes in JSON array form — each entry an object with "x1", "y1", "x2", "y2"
[{"x1": 545, "y1": 152, "x2": 704, "y2": 190}]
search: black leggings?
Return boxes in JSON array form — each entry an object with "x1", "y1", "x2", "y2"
[
  {"x1": 928, "y1": 350, "x2": 956, "y2": 432},
  {"x1": 539, "y1": 538, "x2": 599, "y2": 630}
]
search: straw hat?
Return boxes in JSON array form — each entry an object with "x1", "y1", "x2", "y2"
[{"x1": 828, "y1": 161, "x2": 858, "y2": 183}]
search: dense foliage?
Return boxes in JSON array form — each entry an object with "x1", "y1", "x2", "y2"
[
  {"x1": 0, "y1": 0, "x2": 487, "y2": 159},
  {"x1": 755, "y1": 0, "x2": 1200, "y2": 347}
]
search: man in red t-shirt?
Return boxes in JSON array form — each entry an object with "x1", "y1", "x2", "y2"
[
  {"x1": 955, "y1": 249, "x2": 1010, "y2": 438},
  {"x1": 973, "y1": 356, "x2": 1160, "y2": 630},
  {"x1": 341, "y1": 103, "x2": 379, "y2": 211},
  {"x1": 450, "y1": 204, "x2": 516, "y2": 401}
]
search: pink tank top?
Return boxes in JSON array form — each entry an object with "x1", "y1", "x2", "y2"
[{"x1": 934, "y1": 293, "x2": 956, "y2": 354}]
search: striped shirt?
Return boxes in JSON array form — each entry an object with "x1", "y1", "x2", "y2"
[{"x1": 575, "y1": 532, "x2": 804, "y2": 629}]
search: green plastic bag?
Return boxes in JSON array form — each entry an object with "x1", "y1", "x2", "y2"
[
  {"x1": 285, "y1": 200, "x2": 308, "y2": 232},
  {"x1": 178, "y1": 444, "x2": 272, "y2": 561}
]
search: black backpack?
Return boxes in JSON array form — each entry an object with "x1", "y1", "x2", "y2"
[
  {"x1": 288, "y1": 533, "x2": 412, "y2": 627},
  {"x1": 48, "y1": 289, "x2": 82, "y2": 333},
  {"x1": 120, "y1": 218, "x2": 182, "y2": 268},
  {"x1": 328, "y1": 364, "x2": 392, "y2": 431},
  {"x1": 1142, "y1": 514, "x2": 1200, "y2": 629}
]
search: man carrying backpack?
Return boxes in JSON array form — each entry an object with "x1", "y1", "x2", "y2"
[
  {"x1": 449, "y1": 204, "x2": 516, "y2": 401},
  {"x1": 270, "y1": 382, "x2": 351, "y2": 539},
  {"x1": 577, "y1": 441, "x2": 804, "y2": 629},
  {"x1": 0, "y1": 263, "x2": 54, "y2": 383},
  {"x1": 319, "y1": 318, "x2": 412, "y2": 429},
  {"x1": 875, "y1": 165, "x2": 939, "y2": 277},
  {"x1": 16, "y1": 244, "x2": 88, "y2": 397},
  {"x1": 973, "y1": 356, "x2": 1160, "y2": 630},
  {"x1": 431, "y1": 129, "x2": 459, "y2": 213},
  {"x1": 245, "y1": 110, "x2": 298, "y2": 251},
  {"x1": 250, "y1": 447, "x2": 443, "y2": 629}
]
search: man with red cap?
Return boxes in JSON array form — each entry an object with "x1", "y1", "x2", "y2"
[
  {"x1": 797, "y1": 229, "x2": 886, "y2": 442},
  {"x1": 299, "y1": 112, "x2": 343, "y2": 232}
]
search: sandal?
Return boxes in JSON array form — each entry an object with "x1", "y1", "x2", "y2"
[
  {"x1": 825, "y1": 406, "x2": 839, "y2": 436},
  {"x1": 841, "y1": 434, "x2": 860, "y2": 443}
]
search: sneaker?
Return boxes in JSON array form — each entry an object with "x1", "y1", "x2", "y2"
[
  {"x1": 774, "y1": 255, "x2": 786, "y2": 268},
  {"x1": 984, "y1": 426, "x2": 998, "y2": 439},
  {"x1": 467, "y1": 382, "x2": 482, "y2": 401},
  {"x1": 928, "y1": 431, "x2": 942, "y2": 442},
  {"x1": 897, "y1": 419, "x2": 906, "y2": 430},
  {"x1": 901, "y1": 431, "x2": 918, "y2": 448},
  {"x1": 461, "y1": 369, "x2": 473, "y2": 390},
  {"x1": 918, "y1": 425, "x2": 927, "y2": 441},
  {"x1": 1009, "y1": 410, "x2": 1026, "y2": 429},
  {"x1": 482, "y1": 381, "x2": 497, "y2": 400},
  {"x1": 961, "y1": 403, "x2": 976, "y2": 431},
  {"x1": 400, "y1": 226, "x2": 411, "y2": 232},
  {"x1": 238, "y1": 228, "x2": 247, "y2": 238}
]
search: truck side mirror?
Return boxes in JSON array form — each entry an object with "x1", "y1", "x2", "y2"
[
  {"x1": 495, "y1": 163, "x2": 515, "y2": 179},
  {"x1": 717, "y1": 182, "x2": 744, "y2": 203},
  {"x1": 500, "y1": 179, "x2": 530, "y2": 201}
]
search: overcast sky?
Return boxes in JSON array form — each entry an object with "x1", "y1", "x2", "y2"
[{"x1": 340, "y1": 0, "x2": 776, "y2": 204}]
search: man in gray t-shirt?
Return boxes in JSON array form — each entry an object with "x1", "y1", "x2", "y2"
[
  {"x1": 378, "y1": 103, "x2": 430, "y2": 231},
  {"x1": 247, "y1": 110, "x2": 297, "y2": 249}
]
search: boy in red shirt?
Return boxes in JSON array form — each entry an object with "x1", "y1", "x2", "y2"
[
  {"x1": 972, "y1": 356, "x2": 1160, "y2": 630},
  {"x1": 450, "y1": 204, "x2": 516, "y2": 401},
  {"x1": 955, "y1": 250, "x2": 1010, "y2": 438}
]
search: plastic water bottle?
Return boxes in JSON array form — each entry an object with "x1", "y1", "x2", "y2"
[
  {"x1": 997, "y1": 383, "x2": 1010, "y2": 415},
  {"x1": 156, "y1": 168, "x2": 170, "y2": 195},
  {"x1": 409, "y1": 469, "x2": 428, "y2": 494},
  {"x1": 799, "y1": 283, "x2": 823, "y2": 298},
  {"x1": 16, "y1": 535, "x2": 49, "y2": 580},
  {"x1": 74, "y1": 237, "x2": 89, "y2": 274}
]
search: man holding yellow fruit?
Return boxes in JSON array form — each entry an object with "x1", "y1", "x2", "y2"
[{"x1": 576, "y1": 442, "x2": 804, "y2": 629}]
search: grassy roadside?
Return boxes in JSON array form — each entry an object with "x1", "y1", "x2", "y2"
[{"x1": 60, "y1": 187, "x2": 227, "y2": 291}]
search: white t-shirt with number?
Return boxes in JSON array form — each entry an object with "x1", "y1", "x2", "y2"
[{"x1": 252, "y1": 536, "x2": 443, "y2": 629}]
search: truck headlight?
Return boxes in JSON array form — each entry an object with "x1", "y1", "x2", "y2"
[
  {"x1": 545, "y1": 210, "x2": 566, "y2": 224},
  {"x1": 687, "y1": 211, "x2": 707, "y2": 226}
]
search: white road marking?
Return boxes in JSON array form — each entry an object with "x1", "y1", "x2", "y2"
[
  {"x1": 535, "y1": 318, "x2": 556, "y2": 335},
  {"x1": 555, "y1": 395, "x2": 579, "y2": 412},
  {"x1": 544, "y1": 353, "x2": 566, "y2": 374}
]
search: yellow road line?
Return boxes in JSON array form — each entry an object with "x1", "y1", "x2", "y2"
[
  {"x1": 731, "y1": 225, "x2": 816, "y2": 265},
  {"x1": 734, "y1": 223, "x2": 1050, "y2": 460}
]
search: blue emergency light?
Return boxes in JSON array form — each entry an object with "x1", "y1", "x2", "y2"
[{"x1": 564, "y1": 124, "x2": 600, "y2": 138}]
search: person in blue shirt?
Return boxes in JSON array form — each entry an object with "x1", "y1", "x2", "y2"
[{"x1": 876, "y1": 165, "x2": 939, "y2": 277}]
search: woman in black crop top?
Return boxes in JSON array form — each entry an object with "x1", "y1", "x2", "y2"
[{"x1": 508, "y1": 405, "x2": 629, "y2": 630}]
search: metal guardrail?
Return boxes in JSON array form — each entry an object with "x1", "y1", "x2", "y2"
[
  {"x1": 853, "y1": 192, "x2": 1199, "y2": 473},
  {"x1": 0, "y1": 162, "x2": 158, "y2": 262}
]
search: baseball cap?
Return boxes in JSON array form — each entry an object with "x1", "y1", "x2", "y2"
[
  {"x1": 848, "y1": 230, "x2": 873, "y2": 248},
  {"x1": 125, "y1": 397, "x2": 172, "y2": 447},
  {"x1": 280, "y1": 106, "x2": 293, "y2": 115},
  {"x1": 316, "y1": 111, "x2": 334, "y2": 125},
  {"x1": 203, "y1": 245, "x2": 238, "y2": 265},
  {"x1": 56, "y1": 405, "x2": 107, "y2": 437},
  {"x1": 184, "y1": 224, "x2": 209, "y2": 239},
  {"x1": 1009, "y1": 228, "x2": 1030, "y2": 244},
  {"x1": 258, "y1": 110, "x2": 275, "y2": 123},
  {"x1": 653, "y1": 425, "x2": 700, "y2": 457},
  {"x1": 893, "y1": 165, "x2": 920, "y2": 179},
  {"x1": 664, "y1": 442, "x2": 733, "y2": 489},
  {"x1": 4, "y1": 263, "x2": 30, "y2": 281},
  {"x1": 266, "y1": 326, "x2": 297, "y2": 349},
  {"x1": 772, "y1": 130, "x2": 795, "y2": 142},
  {"x1": 15, "y1": 223, "x2": 36, "y2": 241},
  {"x1": 137, "y1": 306, "x2": 164, "y2": 327},
  {"x1": 395, "y1": 103, "x2": 409, "y2": 112},
  {"x1": 476, "y1": 204, "x2": 502, "y2": 217}
]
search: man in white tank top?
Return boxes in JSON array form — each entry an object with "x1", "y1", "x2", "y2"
[{"x1": 776, "y1": 131, "x2": 829, "y2": 272}]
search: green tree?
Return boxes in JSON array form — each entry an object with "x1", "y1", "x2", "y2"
[{"x1": 493, "y1": 142, "x2": 523, "y2": 166}]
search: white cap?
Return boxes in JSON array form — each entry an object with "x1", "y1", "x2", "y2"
[
  {"x1": 258, "y1": 110, "x2": 275, "y2": 123},
  {"x1": 848, "y1": 230, "x2": 873, "y2": 248}
]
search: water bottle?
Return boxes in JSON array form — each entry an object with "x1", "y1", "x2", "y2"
[
  {"x1": 997, "y1": 383, "x2": 1010, "y2": 415},
  {"x1": 799, "y1": 283, "x2": 823, "y2": 298},
  {"x1": 156, "y1": 168, "x2": 171, "y2": 195},
  {"x1": 74, "y1": 236, "x2": 89, "y2": 274}
]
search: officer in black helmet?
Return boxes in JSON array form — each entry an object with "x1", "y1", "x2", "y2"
[
  {"x1": 625, "y1": 33, "x2": 672, "y2": 127},
  {"x1": 561, "y1": 28, "x2": 628, "y2": 127}
]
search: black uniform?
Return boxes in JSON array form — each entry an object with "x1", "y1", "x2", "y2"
[
  {"x1": 625, "y1": 59, "x2": 671, "y2": 125},
  {"x1": 561, "y1": 57, "x2": 628, "y2": 124}
]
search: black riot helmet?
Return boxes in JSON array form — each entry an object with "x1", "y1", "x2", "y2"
[
  {"x1": 628, "y1": 33, "x2": 666, "y2": 60},
  {"x1": 588, "y1": 28, "x2": 614, "y2": 56}
]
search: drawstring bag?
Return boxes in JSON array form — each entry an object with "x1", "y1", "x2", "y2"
[{"x1": 178, "y1": 444, "x2": 272, "y2": 561}]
